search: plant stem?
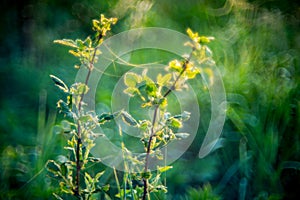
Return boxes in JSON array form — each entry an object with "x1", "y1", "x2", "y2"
[
  {"x1": 142, "y1": 50, "x2": 194, "y2": 200},
  {"x1": 74, "y1": 34, "x2": 103, "y2": 197}
]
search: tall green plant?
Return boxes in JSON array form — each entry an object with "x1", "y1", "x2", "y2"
[
  {"x1": 48, "y1": 13, "x2": 216, "y2": 200},
  {"x1": 114, "y1": 29, "x2": 216, "y2": 199},
  {"x1": 47, "y1": 14, "x2": 117, "y2": 199}
]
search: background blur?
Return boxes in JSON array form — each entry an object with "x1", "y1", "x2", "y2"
[{"x1": 0, "y1": 0, "x2": 299, "y2": 199}]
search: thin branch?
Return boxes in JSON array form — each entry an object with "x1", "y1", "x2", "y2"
[{"x1": 74, "y1": 33, "x2": 103, "y2": 197}]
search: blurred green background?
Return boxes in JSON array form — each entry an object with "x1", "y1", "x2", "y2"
[{"x1": 0, "y1": 0, "x2": 299, "y2": 199}]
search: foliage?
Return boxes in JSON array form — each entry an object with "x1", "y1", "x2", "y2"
[
  {"x1": 47, "y1": 14, "x2": 117, "y2": 199},
  {"x1": 115, "y1": 28, "x2": 215, "y2": 199},
  {"x1": 0, "y1": 0, "x2": 299, "y2": 199},
  {"x1": 48, "y1": 11, "x2": 217, "y2": 199},
  {"x1": 0, "y1": 92, "x2": 58, "y2": 199},
  {"x1": 180, "y1": 184, "x2": 221, "y2": 200}
]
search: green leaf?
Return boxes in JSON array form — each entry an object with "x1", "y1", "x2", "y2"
[
  {"x1": 50, "y1": 75, "x2": 69, "y2": 93},
  {"x1": 84, "y1": 37, "x2": 93, "y2": 48},
  {"x1": 139, "y1": 120, "x2": 152, "y2": 131},
  {"x1": 59, "y1": 181, "x2": 73, "y2": 194},
  {"x1": 173, "y1": 111, "x2": 191, "y2": 121},
  {"x1": 115, "y1": 189, "x2": 132, "y2": 198},
  {"x1": 124, "y1": 72, "x2": 142, "y2": 87},
  {"x1": 141, "y1": 171, "x2": 152, "y2": 179},
  {"x1": 67, "y1": 136, "x2": 77, "y2": 148},
  {"x1": 159, "y1": 98, "x2": 168, "y2": 109},
  {"x1": 186, "y1": 70, "x2": 200, "y2": 79},
  {"x1": 54, "y1": 39, "x2": 77, "y2": 48},
  {"x1": 98, "y1": 112, "x2": 120, "y2": 124},
  {"x1": 204, "y1": 46, "x2": 213, "y2": 57},
  {"x1": 200, "y1": 36, "x2": 215, "y2": 44},
  {"x1": 121, "y1": 111, "x2": 138, "y2": 126},
  {"x1": 123, "y1": 87, "x2": 139, "y2": 97},
  {"x1": 75, "y1": 39, "x2": 84, "y2": 49},
  {"x1": 46, "y1": 160, "x2": 61, "y2": 177},
  {"x1": 83, "y1": 139, "x2": 95, "y2": 161},
  {"x1": 168, "y1": 118, "x2": 182, "y2": 128},
  {"x1": 57, "y1": 100, "x2": 73, "y2": 118},
  {"x1": 68, "y1": 49, "x2": 80, "y2": 57},
  {"x1": 92, "y1": 19, "x2": 100, "y2": 31},
  {"x1": 95, "y1": 171, "x2": 105, "y2": 181},
  {"x1": 154, "y1": 150, "x2": 164, "y2": 160},
  {"x1": 70, "y1": 82, "x2": 89, "y2": 95},
  {"x1": 99, "y1": 184, "x2": 110, "y2": 192},
  {"x1": 145, "y1": 82, "x2": 157, "y2": 97},
  {"x1": 84, "y1": 172, "x2": 93, "y2": 185},
  {"x1": 141, "y1": 101, "x2": 153, "y2": 108},
  {"x1": 168, "y1": 60, "x2": 182, "y2": 72},
  {"x1": 60, "y1": 163, "x2": 68, "y2": 177},
  {"x1": 104, "y1": 193, "x2": 112, "y2": 200},
  {"x1": 175, "y1": 132, "x2": 190, "y2": 139},
  {"x1": 157, "y1": 165, "x2": 173, "y2": 173},
  {"x1": 187, "y1": 28, "x2": 215, "y2": 44},
  {"x1": 157, "y1": 73, "x2": 172, "y2": 86},
  {"x1": 89, "y1": 157, "x2": 102, "y2": 162},
  {"x1": 53, "y1": 193, "x2": 63, "y2": 200},
  {"x1": 186, "y1": 28, "x2": 200, "y2": 43}
]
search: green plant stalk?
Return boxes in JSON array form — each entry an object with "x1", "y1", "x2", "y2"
[
  {"x1": 142, "y1": 50, "x2": 194, "y2": 200},
  {"x1": 74, "y1": 33, "x2": 103, "y2": 197}
]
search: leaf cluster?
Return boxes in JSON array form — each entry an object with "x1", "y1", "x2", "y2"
[
  {"x1": 47, "y1": 14, "x2": 118, "y2": 200},
  {"x1": 117, "y1": 28, "x2": 216, "y2": 199},
  {"x1": 48, "y1": 13, "x2": 216, "y2": 199}
]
